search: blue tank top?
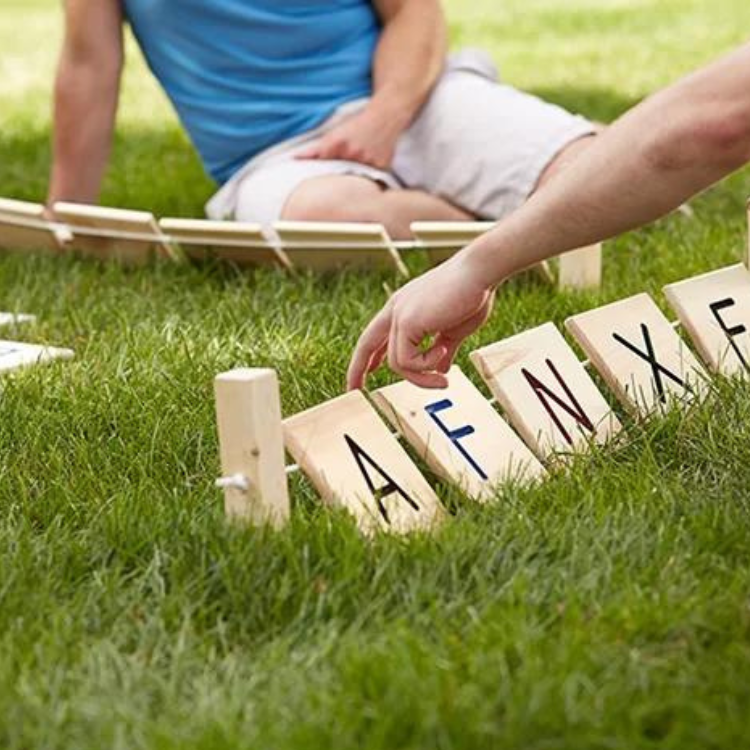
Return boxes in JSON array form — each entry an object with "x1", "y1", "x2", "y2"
[{"x1": 123, "y1": 0, "x2": 379, "y2": 184}]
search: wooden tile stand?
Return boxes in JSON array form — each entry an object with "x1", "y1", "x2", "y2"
[
  {"x1": 160, "y1": 218, "x2": 289, "y2": 268},
  {"x1": 53, "y1": 202, "x2": 175, "y2": 265},
  {"x1": 0, "y1": 198, "x2": 66, "y2": 254},
  {"x1": 273, "y1": 221, "x2": 409, "y2": 277}
]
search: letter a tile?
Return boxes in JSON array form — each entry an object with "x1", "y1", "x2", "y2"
[
  {"x1": 470, "y1": 323, "x2": 620, "y2": 460},
  {"x1": 566, "y1": 293, "x2": 709, "y2": 416},
  {"x1": 373, "y1": 366, "x2": 545, "y2": 501},
  {"x1": 283, "y1": 391, "x2": 445, "y2": 535},
  {"x1": 664, "y1": 264, "x2": 750, "y2": 377}
]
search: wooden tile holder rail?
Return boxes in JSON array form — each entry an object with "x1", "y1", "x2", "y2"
[
  {"x1": 0, "y1": 197, "x2": 602, "y2": 288},
  {"x1": 215, "y1": 260, "x2": 750, "y2": 535}
]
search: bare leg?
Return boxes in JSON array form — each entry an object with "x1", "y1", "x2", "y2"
[
  {"x1": 282, "y1": 133, "x2": 602, "y2": 239},
  {"x1": 282, "y1": 175, "x2": 475, "y2": 240}
]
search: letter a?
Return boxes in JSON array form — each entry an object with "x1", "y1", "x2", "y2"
[{"x1": 344, "y1": 434, "x2": 420, "y2": 525}]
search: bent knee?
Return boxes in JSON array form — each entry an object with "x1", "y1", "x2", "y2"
[{"x1": 281, "y1": 176, "x2": 387, "y2": 223}]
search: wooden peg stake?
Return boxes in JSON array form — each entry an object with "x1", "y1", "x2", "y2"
[
  {"x1": 214, "y1": 368, "x2": 290, "y2": 528},
  {"x1": 558, "y1": 244, "x2": 602, "y2": 290}
]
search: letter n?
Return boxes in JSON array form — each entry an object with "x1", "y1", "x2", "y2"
[{"x1": 521, "y1": 360, "x2": 595, "y2": 445}]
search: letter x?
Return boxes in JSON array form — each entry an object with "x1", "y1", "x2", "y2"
[{"x1": 612, "y1": 324, "x2": 691, "y2": 402}]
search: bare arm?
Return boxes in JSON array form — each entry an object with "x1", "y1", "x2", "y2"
[
  {"x1": 296, "y1": 0, "x2": 447, "y2": 168},
  {"x1": 461, "y1": 42, "x2": 750, "y2": 282},
  {"x1": 348, "y1": 42, "x2": 750, "y2": 389},
  {"x1": 369, "y1": 0, "x2": 447, "y2": 132},
  {"x1": 47, "y1": 0, "x2": 124, "y2": 206}
]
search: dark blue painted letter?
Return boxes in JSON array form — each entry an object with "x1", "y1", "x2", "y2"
[{"x1": 425, "y1": 399, "x2": 488, "y2": 481}]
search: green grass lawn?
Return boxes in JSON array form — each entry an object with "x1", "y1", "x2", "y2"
[{"x1": 2, "y1": 0, "x2": 750, "y2": 747}]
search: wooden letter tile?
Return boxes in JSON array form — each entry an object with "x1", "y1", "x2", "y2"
[
  {"x1": 470, "y1": 323, "x2": 620, "y2": 460},
  {"x1": 373, "y1": 366, "x2": 545, "y2": 501},
  {"x1": 664, "y1": 264, "x2": 750, "y2": 377},
  {"x1": 283, "y1": 390, "x2": 445, "y2": 535},
  {"x1": 0, "y1": 340, "x2": 74, "y2": 373},
  {"x1": 566, "y1": 293, "x2": 708, "y2": 415},
  {"x1": 53, "y1": 202, "x2": 174, "y2": 265},
  {"x1": 273, "y1": 221, "x2": 408, "y2": 276},
  {"x1": 160, "y1": 218, "x2": 289, "y2": 268}
]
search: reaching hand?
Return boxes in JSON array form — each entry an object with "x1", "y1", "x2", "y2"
[
  {"x1": 347, "y1": 255, "x2": 495, "y2": 390},
  {"x1": 295, "y1": 104, "x2": 404, "y2": 170}
]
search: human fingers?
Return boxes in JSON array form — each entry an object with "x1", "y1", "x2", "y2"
[
  {"x1": 398, "y1": 368, "x2": 451, "y2": 389},
  {"x1": 433, "y1": 333, "x2": 462, "y2": 374},
  {"x1": 301, "y1": 130, "x2": 354, "y2": 161},
  {"x1": 294, "y1": 143, "x2": 322, "y2": 160},
  {"x1": 295, "y1": 133, "x2": 340, "y2": 160},
  {"x1": 347, "y1": 307, "x2": 393, "y2": 390},
  {"x1": 367, "y1": 339, "x2": 389, "y2": 374},
  {"x1": 433, "y1": 304, "x2": 494, "y2": 373},
  {"x1": 387, "y1": 318, "x2": 449, "y2": 387}
]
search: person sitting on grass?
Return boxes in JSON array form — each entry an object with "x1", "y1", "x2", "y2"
[{"x1": 47, "y1": 0, "x2": 599, "y2": 239}]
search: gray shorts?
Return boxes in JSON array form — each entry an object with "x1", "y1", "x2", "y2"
[{"x1": 206, "y1": 49, "x2": 594, "y2": 225}]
